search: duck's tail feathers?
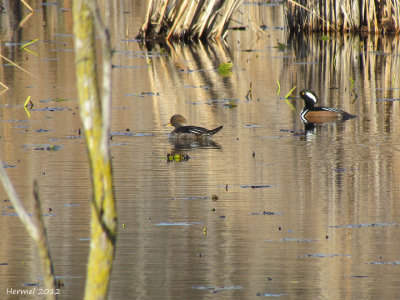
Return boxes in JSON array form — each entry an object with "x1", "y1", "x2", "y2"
[
  {"x1": 208, "y1": 126, "x2": 223, "y2": 136},
  {"x1": 342, "y1": 112, "x2": 357, "y2": 120}
]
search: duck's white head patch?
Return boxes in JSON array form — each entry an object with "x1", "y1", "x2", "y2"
[{"x1": 305, "y1": 91, "x2": 318, "y2": 104}]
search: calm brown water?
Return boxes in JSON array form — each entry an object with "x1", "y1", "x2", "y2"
[{"x1": 1, "y1": 1, "x2": 400, "y2": 299}]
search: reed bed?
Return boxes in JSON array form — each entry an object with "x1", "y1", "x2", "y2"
[
  {"x1": 286, "y1": 33, "x2": 400, "y2": 126},
  {"x1": 136, "y1": 0, "x2": 244, "y2": 41},
  {"x1": 286, "y1": 0, "x2": 400, "y2": 34}
]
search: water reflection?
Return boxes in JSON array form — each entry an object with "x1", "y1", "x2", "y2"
[
  {"x1": 1, "y1": 1, "x2": 400, "y2": 300},
  {"x1": 169, "y1": 139, "x2": 222, "y2": 151},
  {"x1": 166, "y1": 153, "x2": 190, "y2": 163},
  {"x1": 287, "y1": 33, "x2": 400, "y2": 127},
  {"x1": 0, "y1": 1, "x2": 23, "y2": 45}
]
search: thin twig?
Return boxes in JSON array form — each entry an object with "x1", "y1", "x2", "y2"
[
  {"x1": 18, "y1": 12, "x2": 34, "y2": 28},
  {"x1": 0, "y1": 54, "x2": 41, "y2": 80},
  {"x1": 32, "y1": 181, "x2": 56, "y2": 296},
  {"x1": 21, "y1": 0, "x2": 34, "y2": 12},
  {"x1": 0, "y1": 81, "x2": 9, "y2": 91},
  {"x1": 0, "y1": 167, "x2": 55, "y2": 297}
]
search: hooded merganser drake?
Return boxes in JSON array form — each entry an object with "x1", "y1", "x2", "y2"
[
  {"x1": 167, "y1": 114, "x2": 223, "y2": 139},
  {"x1": 299, "y1": 89, "x2": 356, "y2": 124}
]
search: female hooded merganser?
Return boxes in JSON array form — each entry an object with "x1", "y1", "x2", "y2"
[
  {"x1": 167, "y1": 114, "x2": 223, "y2": 139},
  {"x1": 299, "y1": 89, "x2": 356, "y2": 124}
]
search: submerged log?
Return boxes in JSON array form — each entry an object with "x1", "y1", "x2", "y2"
[
  {"x1": 286, "y1": 0, "x2": 400, "y2": 34},
  {"x1": 136, "y1": 0, "x2": 244, "y2": 41}
]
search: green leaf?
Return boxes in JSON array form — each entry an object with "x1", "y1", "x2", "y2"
[
  {"x1": 319, "y1": 35, "x2": 332, "y2": 41},
  {"x1": 218, "y1": 62, "x2": 233, "y2": 77}
]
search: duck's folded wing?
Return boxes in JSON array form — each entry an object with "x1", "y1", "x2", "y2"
[
  {"x1": 176, "y1": 125, "x2": 223, "y2": 136},
  {"x1": 321, "y1": 107, "x2": 356, "y2": 119}
]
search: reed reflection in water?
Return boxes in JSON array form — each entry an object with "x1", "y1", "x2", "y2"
[{"x1": 0, "y1": 1, "x2": 399, "y2": 299}]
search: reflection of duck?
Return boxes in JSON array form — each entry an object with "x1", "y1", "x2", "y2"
[
  {"x1": 299, "y1": 89, "x2": 356, "y2": 124},
  {"x1": 167, "y1": 114, "x2": 223, "y2": 140},
  {"x1": 170, "y1": 139, "x2": 222, "y2": 150},
  {"x1": 167, "y1": 153, "x2": 190, "y2": 162}
]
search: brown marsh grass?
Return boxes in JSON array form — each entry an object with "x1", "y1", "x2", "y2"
[
  {"x1": 286, "y1": 0, "x2": 400, "y2": 34},
  {"x1": 136, "y1": 0, "x2": 244, "y2": 41}
]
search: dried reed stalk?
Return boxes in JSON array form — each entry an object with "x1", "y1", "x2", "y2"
[
  {"x1": 287, "y1": 0, "x2": 400, "y2": 34},
  {"x1": 136, "y1": 0, "x2": 244, "y2": 41}
]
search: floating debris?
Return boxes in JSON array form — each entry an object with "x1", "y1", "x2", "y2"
[
  {"x1": 111, "y1": 65, "x2": 148, "y2": 69},
  {"x1": 256, "y1": 292, "x2": 287, "y2": 297},
  {"x1": 31, "y1": 107, "x2": 71, "y2": 112},
  {"x1": 56, "y1": 279, "x2": 64, "y2": 288},
  {"x1": 245, "y1": 124, "x2": 264, "y2": 128},
  {"x1": 230, "y1": 26, "x2": 247, "y2": 30},
  {"x1": 35, "y1": 129, "x2": 54, "y2": 133},
  {"x1": 274, "y1": 42, "x2": 287, "y2": 51},
  {"x1": 125, "y1": 91, "x2": 160, "y2": 97},
  {"x1": 1, "y1": 212, "x2": 18, "y2": 216},
  {"x1": 217, "y1": 62, "x2": 233, "y2": 77},
  {"x1": 170, "y1": 196, "x2": 207, "y2": 201},
  {"x1": 41, "y1": 58, "x2": 62, "y2": 61},
  {"x1": 275, "y1": 238, "x2": 316, "y2": 242},
  {"x1": 177, "y1": 68, "x2": 209, "y2": 73},
  {"x1": 53, "y1": 98, "x2": 73, "y2": 102},
  {"x1": 369, "y1": 261, "x2": 400, "y2": 266},
  {"x1": 42, "y1": 213, "x2": 56, "y2": 217},
  {"x1": 66, "y1": 135, "x2": 83, "y2": 139},
  {"x1": 250, "y1": 211, "x2": 283, "y2": 216},
  {"x1": 110, "y1": 132, "x2": 153, "y2": 137},
  {"x1": 184, "y1": 85, "x2": 209, "y2": 90},
  {"x1": 299, "y1": 254, "x2": 351, "y2": 258},
  {"x1": 191, "y1": 98, "x2": 241, "y2": 107},
  {"x1": 241, "y1": 184, "x2": 271, "y2": 189},
  {"x1": 224, "y1": 99, "x2": 238, "y2": 108},
  {"x1": 31, "y1": 144, "x2": 61, "y2": 151},
  {"x1": 192, "y1": 286, "x2": 215, "y2": 291},
  {"x1": 327, "y1": 222, "x2": 398, "y2": 228},
  {"x1": 2, "y1": 162, "x2": 15, "y2": 168},
  {"x1": 155, "y1": 222, "x2": 202, "y2": 226},
  {"x1": 375, "y1": 98, "x2": 400, "y2": 101},
  {"x1": 192, "y1": 285, "x2": 243, "y2": 292},
  {"x1": 280, "y1": 128, "x2": 306, "y2": 136},
  {"x1": 23, "y1": 283, "x2": 39, "y2": 287}
]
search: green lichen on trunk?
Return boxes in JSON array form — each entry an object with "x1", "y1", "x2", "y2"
[{"x1": 72, "y1": 1, "x2": 117, "y2": 299}]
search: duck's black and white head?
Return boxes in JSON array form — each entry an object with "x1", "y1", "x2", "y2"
[{"x1": 299, "y1": 89, "x2": 319, "y2": 108}]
